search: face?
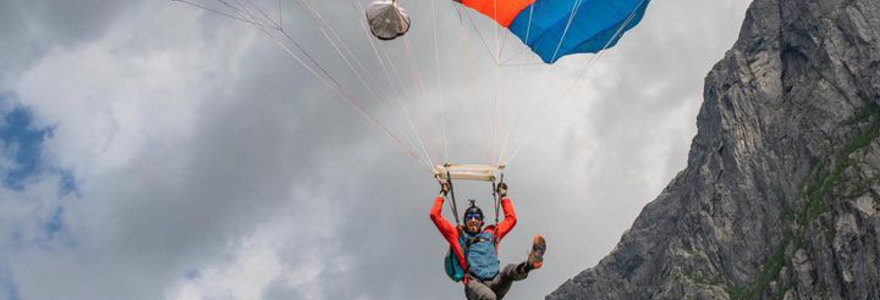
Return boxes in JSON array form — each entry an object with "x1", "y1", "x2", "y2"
[{"x1": 465, "y1": 215, "x2": 482, "y2": 233}]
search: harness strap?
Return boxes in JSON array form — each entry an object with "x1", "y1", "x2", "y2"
[
  {"x1": 465, "y1": 235, "x2": 491, "y2": 248},
  {"x1": 446, "y1": 170, "x2": 461, "y2": 226},
  {"x1": 490, "y1": 176, "x2": 502, "y2": 246}
]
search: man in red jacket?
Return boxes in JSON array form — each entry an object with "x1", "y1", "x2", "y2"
[{"x1": 430, "y1": 182, "x2": 546, "y2": 300}]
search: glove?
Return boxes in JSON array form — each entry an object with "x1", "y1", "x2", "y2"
[
  {"x1": 440, "y1": 181, "x2": 451, "y2": 196},
  {"x1": 496, "y1": 182, "x2": 508, "y2": 198}
]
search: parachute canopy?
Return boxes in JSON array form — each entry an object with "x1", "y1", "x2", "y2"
[
  {"x1": 455, "y1": 0, "x2": 650, "y2": 63},
  {"x1": 366, "y1": 0, "x2": 411, "y2": 40}
]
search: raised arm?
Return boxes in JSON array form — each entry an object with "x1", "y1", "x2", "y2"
[
  {"x1": 494, "y1": 196, "x2": 517, "y2": 240},
  {"x1": 429, "y1": 196, "x2": 458, "y2": 238},
  {"x1": 429, "y1": 186, "x2": 468, "y2": 272},
  {"x1": 493, "y1": 182, "x2": 517, "y2": 240}
]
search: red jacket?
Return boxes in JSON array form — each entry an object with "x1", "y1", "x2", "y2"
[{"x1": 429, "y1": 196, "x2": 517, "y2": 282}]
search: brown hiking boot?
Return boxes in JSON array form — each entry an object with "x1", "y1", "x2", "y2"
[{"x1": 528, "y1": 234, "x2": 546, "y2": 269}]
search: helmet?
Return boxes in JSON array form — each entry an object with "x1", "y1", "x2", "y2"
[{"x1": 463, "y1": 199, "x2": 483, "y2": 222}]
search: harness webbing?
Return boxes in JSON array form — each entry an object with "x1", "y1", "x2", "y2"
[
  {"x1": 491, "y1": 178, "x2": 499, "y2": 245},
  {"x1": 446, "y1": 170, "x2": 461, "y2": 226}
]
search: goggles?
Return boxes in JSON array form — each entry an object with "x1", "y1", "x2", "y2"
[{"x1": 464, "y1": 214, "x2": 483, "y2": 221}]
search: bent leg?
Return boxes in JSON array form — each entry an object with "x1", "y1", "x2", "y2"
[
  {"x1": 501, "y1": 262, "x2": 530, "y2": 281},
  {"x1": 465, "y1": 278, "x2": 497, "y2": 300},
  {"x1": 490, "y1": 263, "x2": 530, "y2": 299}
]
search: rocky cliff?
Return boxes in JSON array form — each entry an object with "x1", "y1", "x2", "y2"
[{"x1": 547, "y1": 0, "x2": 880, "y2": 298}]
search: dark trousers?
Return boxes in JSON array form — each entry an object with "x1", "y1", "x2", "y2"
[{"x1": 464, "y1": 263, "x2": 530, "y2": 300}]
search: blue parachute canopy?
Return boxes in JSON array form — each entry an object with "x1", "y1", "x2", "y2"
[{"x1": 502, "y1": 0, "x2": 651, "y2": 63}]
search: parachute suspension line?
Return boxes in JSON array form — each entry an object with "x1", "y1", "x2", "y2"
[
  {"x1": 221, "y1": 0, "x2": 281, "y2": 29},
  {"x1": 173, "y1": 0, "x2": 257, "y2": 26},
  {"x1": 299, "y1": 0, "x2": 382, "y2": 86},
  {"x1": 275, "y1": 30, "x2": 429, "y2": 168},
  {"x1": 319, "y1": 27, "x2": 385, "y2": 103},
  {"x1": 430, "y1": 0, "x2": 449, "y2": 162},
  {"x1": 221, "y1": 0, "x2": 254, "y2": 19},
  {"x1": 494, "y1": 3, "x2": 537, "y2": 66},
  {"x1": 491, "y1": 0, "x2": 503, "y2": 166},
  {"x1": 294, "y1": 0, "x2": 419, "y2": 155},
  {"x1": 402, "y1": 36, "x2": 441, "y2": 167},
  {"x1": 550, "y1": 0, "x2": 586, "y2": 63},
  {"x1": 497, "y1": 30, "x2": 511, "y2": 62},
  {"x1": 497, "y1": 37, "x2": 541, "y2": 167},
  {"x1": 492, "y1": 64, "x2": 499, "y2": 166},
  {"x1": 379, "y1": 46, "x2": 415, "y2": 100},
  {"x1": 352, "y1": 0, "x2": 429, "y2": 162},
  {"x1": 246, "y1": 0, "x2": 426, "y2": 170},
  {"x1": 270, "y1": 0, "x2": 433, "y2": 168},
  {"x1": 231, "y1": 0, "x2": 271, "y2": 27},
  {"x1": 382, "y1": 42, "x2": 437, "y2": 169},
  {"x1": 524, "y1": 3, "x2": 536, "y2": 50},
  {"x1": 497, "y1": 50, "x2": 533, "y2": 66},
  {"x1": 358, "y1": 24, "x2": 437, "y2": 170},
  {"x1": 351, "y1": 0, "x2": 429, "y2": 164},
  {"x1": 491, "y1": 178, "x2": 499, "y2": 228},
  {"x1": 177, "y1": 0, "x2": 431, "y2": 171},
  {"x1": 495, "y1": 4, "x2": 537, "y2": 167},
  {"x1": 496, "y1": 3, "x2": 537, "y2": 67},
  {"x1": 490, "y1": 173, "x2": 503, "y2": 246},
  {"x1": 484, "y1": 0, "x2": 501, "y2": 166},
  {"x1": 492, "y1": 0, "x2": 501, "y2": 61},
  {"x1": 503, "y1": 0, "x2": 648, "y2": 165},
  {"x1": 320, "y1": 0, "x2": 431, "y2": 165},
  {"x1": 493, "y1": 1, "x2": 516, "y2": 64},
  {"x1": 475, "y1": 90, "x2": 496, "y2": 164},
  {"x1": 497, "y1": 61, "x2": 546, "y2": 67},
  {"x1": 454, "y1": 5, "x2": 494, "y2": 163},
  {"x1": 494, "y1": 83, "x2": 501, "y2": 165},
  {"x1": 293, "y1": 0, "x2": 388, "y2": 109},
  {"x1": 496, "y1": 7, "x2": 515, "y2": 63},
  {"x1": 477, "y1": 98, "x2": 495, "y2": 164},
  {"x1": 353, "y1": 0, "x2": 403, "y2": 100},
  {"x1": 493, "y1": 79, "x2": 525, "y2": 167},
  {"x1": 446, "y1": 171, "x2": 462, "y2": 226},
  {"x1": 462, "y1": 8, "x2": 500, "y2": 66},
  {"x1": 243, "y1": 0, "x2": 278, "y2": 27}
]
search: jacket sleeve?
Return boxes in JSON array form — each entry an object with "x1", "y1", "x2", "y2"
[
  {"x1": 429, "y1": 196, "x2": 468, "y2": 272},
  {"x1": 494, "y1": 197, "x2": 517, "y2": 241}
]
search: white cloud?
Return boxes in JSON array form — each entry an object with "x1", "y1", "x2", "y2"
[
  {"x1": 15, "y1": 1, "x2": 253, "y2": 178},
  {"x1": 168, "y1": 189, "x2": 350, "y2": 300}
]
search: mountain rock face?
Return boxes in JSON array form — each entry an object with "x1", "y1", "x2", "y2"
[{"x1": 547, "y1": 0, "x2": 880, "y2": 299}]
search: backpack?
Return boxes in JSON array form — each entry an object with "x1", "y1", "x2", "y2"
[
  {"x1": 443, "y1": 229, "x2": 498, "y2": 282},
  {"x1": 443, "y1": 233, "x2": 467, "y2": 282}
]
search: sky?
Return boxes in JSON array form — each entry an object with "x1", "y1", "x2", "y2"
[{"x1": 0, "y1": 0, "x2": 751, "y2": 299}]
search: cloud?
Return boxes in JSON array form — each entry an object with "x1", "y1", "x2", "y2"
[
  {"x1": 0, "y1": 98, "x2": 76, "y2": 263},
  {"x1": 0, "y1": 265, "x2": 19, "y2": 300},
  {"x1": 0, "y1": 0, "x2": 752, "y2": 299},
  {"x1": 0, "y1": 0, "x2": 134, "y2": 87}
]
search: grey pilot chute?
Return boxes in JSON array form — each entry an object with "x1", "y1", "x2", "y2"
[{"x1": 365, "y1": 0, "x2": 410, "y2": 40}]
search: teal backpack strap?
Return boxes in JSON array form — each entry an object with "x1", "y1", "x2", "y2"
[{"x1": 443, "y1": 228, "x2": 467, "y2": 282}]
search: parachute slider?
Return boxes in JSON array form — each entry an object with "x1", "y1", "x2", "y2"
[
  {"x1": 434, "y1": 163, "x2": 505, "y2": 182},
  {"x1": 366, "y1": 0, "x2": 411, "y2": 41}
]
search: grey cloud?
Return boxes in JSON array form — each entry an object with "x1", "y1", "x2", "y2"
[
  {"x1": 0, "y1": 0, "x2": 136, "y2": 87},
  {"x1": 2, "y1": 0, "x2": 752, "y2": 299}
]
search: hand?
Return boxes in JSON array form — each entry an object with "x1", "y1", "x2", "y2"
[
  {"x1": 439, "y1": 181, "x2": 451, "y2": 196},
  {"x1": 496, "y1": 182, "x2": 508, "y2": 198}
]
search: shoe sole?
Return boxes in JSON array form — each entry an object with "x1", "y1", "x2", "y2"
[{"x1": 529, "y1": 234, "x2": 546, "y2": 269}]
